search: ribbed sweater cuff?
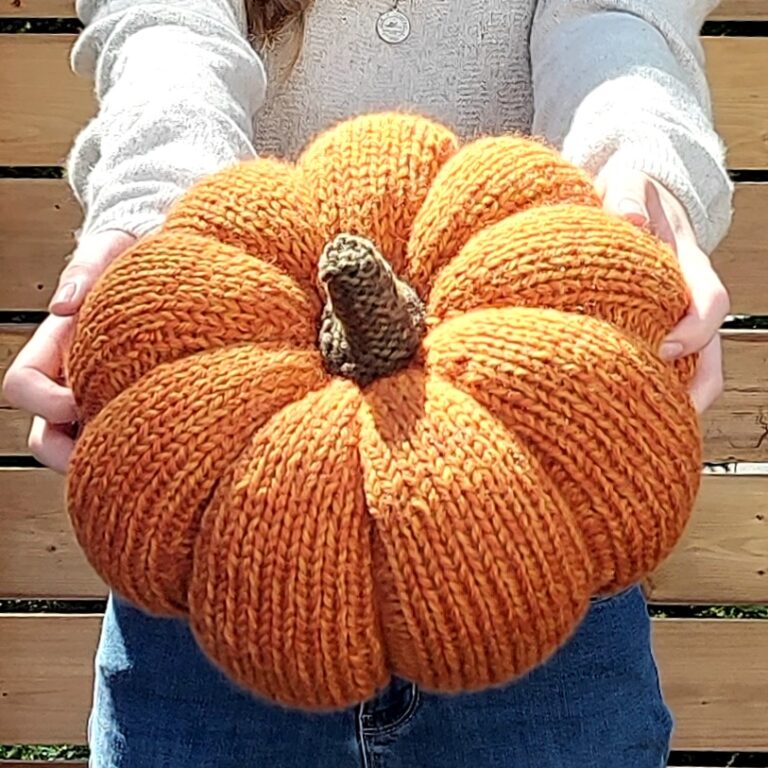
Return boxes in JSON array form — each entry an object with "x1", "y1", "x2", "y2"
[
  {"x1": 75, "y1": 197, "x2": 169, "y2": 241},
  {"x1": 595, "y1": 138, "x2": 733, "y2": 255}
]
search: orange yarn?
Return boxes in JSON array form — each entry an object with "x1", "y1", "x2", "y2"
[{"x1": 65, "y1": 112, "x2": 701, "y2": 710}]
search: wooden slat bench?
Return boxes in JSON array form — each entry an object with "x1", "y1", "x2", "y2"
[
  {"x1": 710, "y1": 1, "x2": 768, "y2": 20},
  {"x1": 2, "y1": 34, "x2": 768, "y2": 167},
  {"x1": 0, "y1": 2, "x2": 766, "y2": 764}
]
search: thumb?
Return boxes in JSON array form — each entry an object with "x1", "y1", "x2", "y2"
[
  {"x1": 598, "y1": 169, "x2": 651, "y2": 229},
  {"x1": 49, "y1": 229, "x2": 137, "y2": 316}
]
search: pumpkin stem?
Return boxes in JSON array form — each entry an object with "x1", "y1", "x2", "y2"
[{"x1": 318, "y1": 234, "x2": 426, "y2": 386}]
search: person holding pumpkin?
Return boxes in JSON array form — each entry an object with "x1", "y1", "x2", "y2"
[{"x1": 3, "y1": 1, "x2": 733, "y2": 766}]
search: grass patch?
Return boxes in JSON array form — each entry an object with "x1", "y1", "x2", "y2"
[
  {"x1": 723, "y1": 315, "x2": 768, "y2": 330},
  {"x1": 0, "y1": 744, "x2": 89, "y2": 760},
  {"x1": 0, "y1": 167, "x2": 64, "y2": 179},
  {"x1": 0, "y1": 18, "x2": 82, "y2": 34},
  {"x1": 0, "y1": 599, "x2": 106, "y2": 613},
  {"x1": 649, "y1": 604, "x2": 768, "y2": 619}
]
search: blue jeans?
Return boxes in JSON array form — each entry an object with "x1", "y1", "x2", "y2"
[{"x1": 88, "y1": 583, "x2": 673, "y2": 767}]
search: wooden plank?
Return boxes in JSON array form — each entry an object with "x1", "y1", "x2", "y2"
[
  {"x1": 0, "y1": 469, "x2": 105, "y2": 598},
  {"x1": 0, "y1": 180, "x2": 78, "y2": 310},
  {"x1": 702, "y1": 331, "x2": 768, "y2": 464},
  {"x1": 645, "y1": 473, "x2": 768, "y2": 604},
  {"x1": 0, "y1": 614, "x2": 100, "y2": 743},
  {"x1": 0, "y1": 408, "x2": 32, "y2": 456},
  {"x1": 0, "y1": 0, "x2": 74, "y2": 15},
  {"x1": 705, "y1": 37, "x2": 768, "y2": 170},
  {"x1": 656, "y1": 619, "x2": 768, "y2": 750},
  {"x1": 1, "y1": 614, "x2": 766, "y2": 748},
  {"x1": 0, "y1": 36, "x2": 767, "y2": 168},
  {"x1": 0, "y1": 35, "x2": 93, "y2": 166},
  {"x1": 712, "y1": 183, "x2": 768, "y2": 317},
  {"x1": 1, "y1": 180, "x2": 766, "y2": 314},
  {"x1": 1, "y1": 468, "x2": 767, "y2": 602},
  {"x1": 0, "y1": 325, "x2": 33, "y2": 406},
  {"x1": 0, "y1": 323, "x2": 30, "y2": 450},
  {"x1": 0, "y1": 325, "x2": 37, "y2": 456},
  {"x1": 4, "y1": 324, "x2": 762, "y2": 462},
  {"x1": 709, "y1": 0, "x2": 768, "y2": 19}
]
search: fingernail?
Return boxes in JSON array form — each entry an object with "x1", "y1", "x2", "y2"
[
  {"x1": 618, "y1": 199, "x2": 649, "y2": 224},
  {"x1": 660, "y1": 341, "x2": 684, "y2": 360},
  {"x1": 51, "y1": 282, "x2": 77, "y2": 306}
]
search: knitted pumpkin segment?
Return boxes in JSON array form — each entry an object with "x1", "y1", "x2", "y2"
[
  {"x1": 190, "y1": 379, "x2": 387, "y2": 709},
  {"x1": 162, "y1": 157, "x2": 323, "y2": 297},
  {"x1": 358, "y1": 369, "x2": 593, "y2": 691},
  {"x1": 298, "y1": 112, "x2": 458, "y2": 276},
  {"x1": 67, "y1": 232, "x2": 318, "y2": 422},
  {"x1": 427, "y1": 204, "x2": 690, "y2": 350},
  {"x1": 406, "y1": 136, "x2": 602, "y2": 295},
  {"x1": 68, "y1": 346, "x2": 328, "y2": 614},
  {"x1": 425, "y1": 307, "x2": 701, "y2": 592}
]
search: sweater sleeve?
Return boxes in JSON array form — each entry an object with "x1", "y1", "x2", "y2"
[
  {"x1": 67, "y1": 0, "x2": 266, "y2": 239},
  {"x1": 530, "y1": 0, "x2": 733, "y2": 254}
]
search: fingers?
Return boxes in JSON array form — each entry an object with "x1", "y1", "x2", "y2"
[
  {"x1": 49, "y1": 230, "x2": 137, "y2": 315},
  {"x1": 5, "y1": 231, "x2": 135, "y2": 470},
  {"x1": 2, "y1": 314, "x2": 78, "y2": 423},
  {"x1": 27, "y1": 415, "x2": 75, "y2": 474},
  {"x1": 599, "y1": 168, "x2": 682, "y2": 250},
  {"x1": 643, "y1": 178, "x2": 677, "y2": 250},
  {"x1": 598, "y1": 168, "x2": 650, "y2": 229},
  {"x1": 597, "y1": 168, "x2": 729, "y2": 411},
  {"x1": 689, "y1": 335, "x2": 725, "y2": 414},
  {"x1": 3, "y1": 299, "x2": 84, "y2": 474},
  {"x1": 661, "y1": 244, "x2": 730, "y2": 360}
]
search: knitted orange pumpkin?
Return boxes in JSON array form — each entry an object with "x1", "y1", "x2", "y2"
[{"x1": 66, "y1": 112, "x2": 701, "y2": 710}]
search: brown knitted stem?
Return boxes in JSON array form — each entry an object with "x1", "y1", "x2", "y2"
[{"x1": 318, "y1": 234, "x2": 426, "y2": 386}]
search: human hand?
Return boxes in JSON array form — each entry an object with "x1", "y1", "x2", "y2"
[
  {"x1": 2, "y1": 230, "x2": 137, "y2": 473},
  {"x1": 596, "y1": 168, "x2": 730, "y2": 414}
]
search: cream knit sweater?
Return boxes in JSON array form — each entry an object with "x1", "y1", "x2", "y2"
[{"x1": 68, "y1": 0, "x2": 733, "y2": 254}]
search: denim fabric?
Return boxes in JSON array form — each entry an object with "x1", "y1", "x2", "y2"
[{"x1": 88, "y1": 584, "x2": 673, "y2": 767}]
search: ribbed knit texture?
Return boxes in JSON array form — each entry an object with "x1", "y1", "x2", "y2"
[{"x1": 65, "y1": 112, "x2": 702, "y2": 711}]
